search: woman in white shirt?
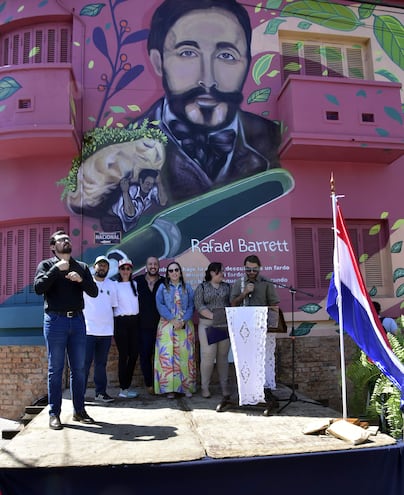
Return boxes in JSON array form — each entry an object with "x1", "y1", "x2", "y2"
[{"x1": 114, "y1": 259, "x2": 140, "y2": 398}]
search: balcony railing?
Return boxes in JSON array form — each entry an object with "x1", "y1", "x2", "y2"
[
  {"x1": 277, "y1": 75, "x2": 404, "y2": 164},
  {"x1": 0, "y1": 64, "x2": 81, "y2": 159}
]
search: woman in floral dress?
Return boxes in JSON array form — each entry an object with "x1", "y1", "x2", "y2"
[{"x1": 154, "y1": 262, "x2": 196, "y2": 398}]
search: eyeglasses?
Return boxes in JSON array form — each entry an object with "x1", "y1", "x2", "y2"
[
  {"x1": 245, "y1": 267, "x2": 260, "y2": 273},
  {"x1": 119, "y1": 266, "x2": 132, "y2": 271},
  {"x1": 168, "y1": 268, "x2": 180, "y2": 273}
]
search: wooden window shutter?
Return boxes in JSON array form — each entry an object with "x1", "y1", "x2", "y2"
[
  {"x1": 347, "y1": 47, "x2": 364, "y2": 79},
  {"x1": 324, "y1": 46, "x2": 344, "y2": 77},
  {"x1": 303, "y1": 44, "x2": 322, "y2": 76},
  {"x1": 34, "y1": 29, "x2": 43, "y2": 63},
  {"x1": 318, "y1": 227, "x2": 334, "y2": 288},
  {"x1": 22, "y1": 31, "x2": 31, "y2": 64},
  {"x1": 12, "y1": 34, "x2": 19, "y2": 65},
  {"x1": 60, "y1": 28, "x2": 71, "y2": 63},
  {"x1": 294, "y1": 226, "x2": 315, "y2": 289},
  {"x1": 47, "y1": 28, "x2": 56, "y2": 63},
  {"x1": 281, "y1": 42, "x2": 302, "y2": 81}
]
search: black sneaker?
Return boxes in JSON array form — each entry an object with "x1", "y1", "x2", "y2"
[
  {"x1": 95, "y1": 393, "x2": 115, "y2": 403},
  {"x1": 73, "y1": 410, "x2": 95, "y2": 424}
]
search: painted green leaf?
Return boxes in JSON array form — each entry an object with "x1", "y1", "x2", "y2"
[
  {"x1": 268, "y1": 218, "x2": 280, "y2": 231},
  {"x1": 291, "y1": 322, "x2": 315, "y2": 336},
  {"x1": 392, "y1": 219, "x2": 404, "y2": 230},
  {"x1": 110, "y1": 106, "x2": 126, "y2": 113},
  {"x1": 264, "y1": 18, "x2": 286, "y2": 35},
  {"x1": 247, "y1": 88, "x2": 271, "y2": 104},
  {"x1": 39, "y1": 0, "x2": 48, "y2": 6},
  {"x1": 105, "y1": 116, "x2": 113, "y2": 127},
  {"x1": 29, "y1": 47, "x2": 40, "y2": 58},
  {"x1": 267, "y1": 70, "x2": 280, "y2": 78},
  {"x1": 356, "y1": 89, "x2": 366, "y2": 98},
  {"x1": 255, "y1": 3, "x2": 262, "y2": 14},
  {"x1": 297, "y1": 21, "x2": 312, "y2": 30},
  {"x1": 384, "y1": 106, "x2": 403, "y2": 125},
  {"x1": 369, "y1": 224, "x2": 381, "y2": 235},
  {"x1": 358, "y1": 4, "x2": 375, "y2": 20},
  {"x1": 325, "y1": 94, "x2": 339, "y2": 106},
  {"x1": 80, "y1": 3, "x2": 106, "y2": 16},
  {"x1": 280, "y1": 1, "x2": 362, "y2": 32},
  {"x1": 325, "y1": 272, "x2": 332, "y2": 280},
  {"x1": 359, "y1": 253, "x2": 369, "y2": 263},
  {"x1": 375, "y1": 128, "x2": 389, "y2": 137},
  {"x1": 380, "y1": 211, "x2": 388, "y2": 219},
  {"x1": 127, "y1": 104, "x2": 140, "y2": 112},
  {"x1": 298, "y1": 303, "x2": 322, "y2": 314},
  {"x1": 0, "y1": 1, "x2": 6, "y2": 13},
  {"x1": 401, "y1": 301, "x2": 404, "y2": 309},
  {"x1": 369, "y1": 286, "x2": 377, "y2": 297},
  {"x1": 391, "y1": 241, "x2": 403, "y2": 254},
  {"x1": 283, "y1": 62, "x2": 301, "y2": 72},
  {"x1": 266, "y1": 0, "x2": 282, "y2": 8},
  {"x1": 0, "y1": 76, "x2": 22, "y2": 101},
  {"x1": 373, "y1": 16, "x2": 404, "y2": 69},
  {"x1": 393, "y1": 268, "x2": 404, "y2": 282},
  {"x1": 0, "y1": 105, "x2": 5, "y2": 112},
  {"x1": 375, "y1": 69, "x2": 400, "y2": 83},
  {"x1": 396, "y1": 284, "x2": 404, "y2": 298},
  {"x1": 252, "y1": 54, "x2": 274, "y2": 85}
]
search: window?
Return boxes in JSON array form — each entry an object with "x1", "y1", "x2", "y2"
[
  {"x1": 0, "y1": 221, "x2": 68, "y2": 305},
  {"x1": 281, "y1": 37, "x2": 368, "y2": 82},
  {"x1": 293, "y1": 219, "x2": 392, "y2": 300},
  {"x1": 0, "y1": 23, "x2": 71, "y2": 66}
]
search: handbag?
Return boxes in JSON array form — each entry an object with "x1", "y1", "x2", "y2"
[
  {"x1": 206, "y1": 325, "x2": 229, "y2": 345},
  {"x1": 206, "y1": 307, "x2": 229, "y2": 344},
  {"x1": 267, "y1": 306, "x2": 287, "y2": 333}
]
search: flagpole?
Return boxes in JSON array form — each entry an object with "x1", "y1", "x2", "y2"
[{"x1": 330, "y1": 174, "x2": 348, "y2": 419}]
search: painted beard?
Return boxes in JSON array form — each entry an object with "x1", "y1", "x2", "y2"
[{"x1": 164, "y1": 79, "x2": 244, "y2": 131}]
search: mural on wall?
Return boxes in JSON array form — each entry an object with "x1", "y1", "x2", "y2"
[{"x1": 60, "y1": 0, "x2": 294, "y2": 277}]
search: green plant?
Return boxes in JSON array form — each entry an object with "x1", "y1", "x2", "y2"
[{"x1": 347, "y1": 333, "x2": 404, "y2": 439}]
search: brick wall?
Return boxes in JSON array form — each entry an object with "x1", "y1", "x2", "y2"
[{"x1": 0, "y1": 335, "x2": 357, "y2": 420}]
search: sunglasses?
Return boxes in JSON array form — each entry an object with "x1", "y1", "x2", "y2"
[
  {"x1": 245, "y1": 267, "x2": 260, "y2": 273},
  {"x1": 119, "y1": 266, "x2": 132, "y2": 271},
  {"x1": 168, "y1": 268, "x2": 180, "y2": 273}
]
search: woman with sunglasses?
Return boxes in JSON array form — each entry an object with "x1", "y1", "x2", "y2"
[
  {"x1": 114, "y1": 259, "x2": 140, "y2": 399},
  {"x1": 154, "y1": 262, "x2": 196, "y2": 398},
  {"x1": 194, "y1": 262, "x2": 231, "y2": 399}
]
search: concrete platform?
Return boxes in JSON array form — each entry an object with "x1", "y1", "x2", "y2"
[{"x1": 0, "y1": 384, "x2": 396, "y2": 469}]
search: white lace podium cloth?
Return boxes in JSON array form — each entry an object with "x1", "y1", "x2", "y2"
[{"x1": 226, "y1": 306, "x2": 276, "y2": 405}]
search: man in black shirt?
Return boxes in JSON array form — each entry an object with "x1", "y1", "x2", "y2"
[
  {"x1": 134, "y1": 256, "x2": 164, "y2": 393},
  {"x1": 34, "y1": 230, "x2": 98, "y2": 430}
]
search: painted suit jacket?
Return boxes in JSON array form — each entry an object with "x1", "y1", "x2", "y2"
[{"x1": 136, "y1": 98, "x2": 281, "y2": 203}]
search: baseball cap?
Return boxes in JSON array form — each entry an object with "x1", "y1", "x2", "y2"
[
  {"x1": 118, "y1": 258, "x2": 133, "y2": 268},
  {"x1": 94, "y1": 255, "x2": 110, "y2": 265}
]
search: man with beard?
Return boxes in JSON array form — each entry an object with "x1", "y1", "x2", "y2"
[
  {"x1": 83, "y1": 256, "x2": 118, "y2": 402},
  {"x1": 141, "y1": 0, "x2": 281, "y2": 203},
  {"x1": 134, "y1": 256, "x2": 164, "y2": 393},
  {"x1": 34, "y1": 231, "x2": 98, "y2": 430}
]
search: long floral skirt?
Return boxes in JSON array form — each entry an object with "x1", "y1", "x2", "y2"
[{"x1": 154, "y1": 318, "x2": 197, "y2": 395}]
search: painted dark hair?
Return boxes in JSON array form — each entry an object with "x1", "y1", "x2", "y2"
[
  {"x1": 164, "y1": 262, "x2": 186, "y2": 290},
  {"x1": 204, "y1": 262, "x2": 223, "y2": 282},
  {"x1": 244, "y1": 255, "x2": 261, "y2": 266},
  {"x1": 148, "y1": 0, "x2": 252, "y2": 65}
]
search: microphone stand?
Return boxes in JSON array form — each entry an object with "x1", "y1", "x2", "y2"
[{"x1": 269, "y1": 282, "x2": 323, "y2": 413}]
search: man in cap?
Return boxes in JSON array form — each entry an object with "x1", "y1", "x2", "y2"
[{"x1": 83, "y1": 256, "x2": 118, "y2": 403}]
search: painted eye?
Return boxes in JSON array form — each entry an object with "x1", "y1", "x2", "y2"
[
  {"x1": 179, "y1": 49, "x2": 197, "y2": 58},
  {"x1": 218, "y1": 52, "x2": 236, "y2": 61}
]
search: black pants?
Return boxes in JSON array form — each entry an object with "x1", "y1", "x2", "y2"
[
  {"x1": 114, "y1": 315, "x2": 139, "y2": 390},
  {"x1": 139, "y1": 326, "x2": 158, "y2": 387}
]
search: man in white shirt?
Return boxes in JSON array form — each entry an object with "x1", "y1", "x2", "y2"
[{"x1": 84, "y1": 256, "x2": 118, "y2": 402}]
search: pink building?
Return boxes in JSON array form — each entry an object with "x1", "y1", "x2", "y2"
[{"x1": 0, "y1": 0, "x2": 403, "y2": 416}]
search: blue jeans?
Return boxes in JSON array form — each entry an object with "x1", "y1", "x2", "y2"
[
  {"x1": 43, "y1": 312, "x2": 86, "y2": 416},
  {"x1": 85, "y1": 335, "x2": 112, "y2": 395}
]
